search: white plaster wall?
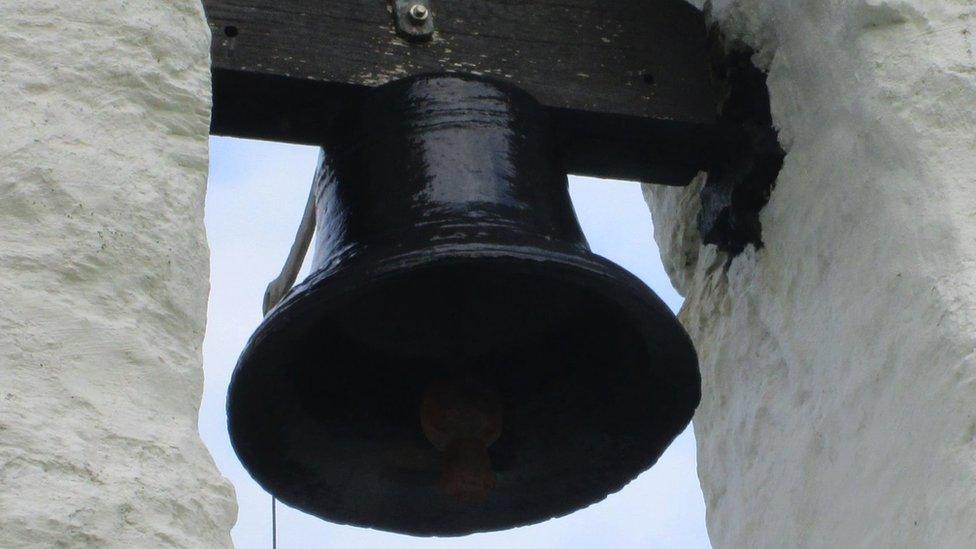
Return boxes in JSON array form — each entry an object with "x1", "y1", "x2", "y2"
[
  {"x1": 646, "y1": 1, "x2": 976, "y2": 547},
  {"x1": 0, "y1": 1, "x2": 237, "y2": 546}
]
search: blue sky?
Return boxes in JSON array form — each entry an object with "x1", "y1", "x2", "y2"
[{"x1": 201, "y1": 137, "x2": 709, "y2": 548}]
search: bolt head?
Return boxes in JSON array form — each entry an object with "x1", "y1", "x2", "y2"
[{"x1": 408, "y1": 3, "x2": 429, "y2": 23}]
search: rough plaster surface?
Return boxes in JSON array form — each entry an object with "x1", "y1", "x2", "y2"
[
  {"x1": 645, "y1": 1, "x2": 976, "y2": 546},
  {"x1": 0, "y1": 1, "x2": 236, "y2": 546}
]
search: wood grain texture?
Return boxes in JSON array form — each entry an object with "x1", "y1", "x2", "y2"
[{"x1": 204, "y1": 0, "x2": 718, "y2": 183}]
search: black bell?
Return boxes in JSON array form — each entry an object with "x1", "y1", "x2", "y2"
[{"x1": 227, "y1": 74, "x2": 700, "y2": 537}]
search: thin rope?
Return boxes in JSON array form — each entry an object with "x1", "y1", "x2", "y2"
[
  {"x1": 263, "y1": 153, "x2": 321, "y2": 315},
  {"x1": 265, "y1": 152, "x2": 324, "y2": 548},
  {"x1": 262, "y1": 186, "x2": 316, "y2": 315}
]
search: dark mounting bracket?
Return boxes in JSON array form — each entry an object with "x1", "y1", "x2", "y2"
[
  {"x1": 203, "y1": 0, "x2": 718, "y2": 184},
  {"x1": 202, "y1": 1, "x2": 783, "y2": 252},
  {"x1": 699, "y1": 28, "x2": 784, "y2": 256}
]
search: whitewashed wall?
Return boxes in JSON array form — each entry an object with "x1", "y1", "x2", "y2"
[
  {"x1": 0, "y1": 1, "x2": 236, "y2": 546},
  {"x1": 646, "y1": 0, "x2": 976, "y2": 547}
]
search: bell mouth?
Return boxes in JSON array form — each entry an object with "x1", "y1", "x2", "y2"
[{"x1": 228, "y1": 242, "x2": 700, "y2": 537}]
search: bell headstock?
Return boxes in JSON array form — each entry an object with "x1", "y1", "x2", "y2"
[{"x1": 203, "y1": 0, "x2": 718, "y2": 184}]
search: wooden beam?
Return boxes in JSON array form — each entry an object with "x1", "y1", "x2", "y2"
[{"x1": 204, "y1": 0, "x2": 718, "y2": 184}]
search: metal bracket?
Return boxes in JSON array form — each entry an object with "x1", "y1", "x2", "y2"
[
  {"x1": 393, "y1": 0, "x2": 434, "y2": 42},
  {"x1": 697, "y1": 28, "x2": 784, "y2": 256}
]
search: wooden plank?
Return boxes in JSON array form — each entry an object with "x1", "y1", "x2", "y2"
[{"x1": 204, "y1": 0, "x2": 718, "y2": 183}]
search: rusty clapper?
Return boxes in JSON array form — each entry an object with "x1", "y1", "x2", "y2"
[{"x1": 227, "y1": 74, "x2": 701, "y2": 536}]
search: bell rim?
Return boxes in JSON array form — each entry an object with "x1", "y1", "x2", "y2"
[{"x1": 228, "y1": 239, "x2": 701, "y2": 537}]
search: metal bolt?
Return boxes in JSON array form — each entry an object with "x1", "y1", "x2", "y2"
[{"x1": 408, "y1": 4, "x2": 429, "y2": 24}]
